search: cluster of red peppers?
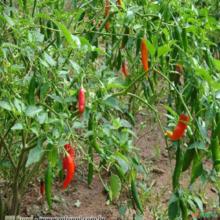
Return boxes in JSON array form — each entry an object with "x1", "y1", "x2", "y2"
[
  {"x1": 166, "y1": 114, "x2": 190, "y2": 141},
  {"x1": 120, "y1": 37, "x2": 149, "y2": 79}
]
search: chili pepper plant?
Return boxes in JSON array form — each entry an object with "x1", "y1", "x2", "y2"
[{"x1": 0, "y1": 0, "x2": 219, "y2": 219}]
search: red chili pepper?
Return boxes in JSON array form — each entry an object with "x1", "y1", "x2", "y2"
[
  {"x1": 62, "y1": 153, "x2": 75, "y2": 189},
  {"x1": 105, "y1": 0, "x2": 110, "y2": 31},
  {"x1": 40, "y1": 180, "x2": 45, "y2": 196},
  {"x1": 121, "y1": 61, "x2": 128, "y2": 77},
  {"x1": 166, "y1": 114, "x2": 190, "y2": 141},
  {"x1": 62, "y1": 144, "x2": 75, "y2": 170},
  {"x1": 64, "y1": 144, "x2": 75, "y2": 158},
  {"x1": 141, "y1": 38, "x2": 149, "y2": 75},
  {"x1": 78, "y1": 87, "x2": 85, "y2": 115}
]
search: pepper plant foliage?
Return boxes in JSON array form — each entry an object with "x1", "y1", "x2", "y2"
[{"x1": 0, "y1": 0, "x2": 220, "y2": 219}]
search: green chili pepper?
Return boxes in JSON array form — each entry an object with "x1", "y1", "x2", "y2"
[
  {"x1": 182, "y1": 149, "x2": 195, "y2": 172},
  {"x1": 182, "y1": 28, "x2": 188, "y2": 51},
  {"x1": 190, "y1": 151, "x2": 203, "y2": 184},
  {"x1": 172, "y1": 143, "x2": 183, "y2": 190},
  {"x1": 131, "y1": 176, "x2": 143, "y2": 213},
  {"x1": 45, "y1": 164, "x2": 52, "y2": 209},
  {"x1": 211, "y1": 137, "x2": 220, "y2": 172},
  {"x1": 27, "y1": 75, "x2": 37, "y2": 105}
]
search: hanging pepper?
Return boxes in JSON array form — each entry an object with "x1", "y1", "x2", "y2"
[
  {"x1": 141, "y1": 38, "x2": 149, "y2": 75},
  {"x1": 40, "y1": 180, "x2": 45, "y2": 197},
  {"x1": 78, "y1": 87, "x2": 85, "y2": 115},
  {"x1": 166, "y1": 114, "x2": 190, "y2": 141},
  {"x1": 45, "y1": 164, "x2": 52, "y2": 208},
  {"x1": 121, "y1": 61, "x2": 128, "y2": 77},
  {"x1": 105, "y1": 0, "x2": 110, "y2": 31},
  {"x1": 62, "y1": 152, "x2": 75, "y2": 189},
  {"x1": 62, "y1": 144, "x2": 75, "y2": 170}
]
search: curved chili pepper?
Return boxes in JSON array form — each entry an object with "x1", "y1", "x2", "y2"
[
  {"x1": 78, "y1": 87, "x2": 85, "y2": 115},
  {"x1": 40, "y1": 180, "x2": 45, "y2": 196},
  {"x1": 141, "y1": 38, "x2": 149, "y2": 74},
  {"x1": 166, "y1": 114, "x2": 190, "y2": 141},
  {"x1": 63, "y1": 153, "x2": 75, "y2": 189},
  {"x1": 121, "y1": 61, "x2": 128, "y2": 77},
  {"x1": 105, "y1": 0, "x2": 110, "y2": 31},
  {"x1": 62, "y1": 144, "x2": 75, "y2": 170}
]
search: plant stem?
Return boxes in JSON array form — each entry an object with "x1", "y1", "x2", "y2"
[
  {"x1": 153, "y1": 68, "x2": 192, "y2": 119},
  {"x1": 0, "y1": 135, "x2": 16, "y2": 169},
  {"x1": 32, "y1": 0, "x2": 37, "y2": 17}
]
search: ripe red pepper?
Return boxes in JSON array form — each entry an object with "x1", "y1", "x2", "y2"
[
  {"x1": 62, "y1": 144, "x2": 75, "y2": 170},
  {"x1": 166, "y1": 114, "x2": 190, "y2": 141},
  {"x1": 62, "y1": 153, "x2": 75, "y2": 189},
  {"x1": 40, "y1": 180, "x2": 45, "y2": 196},
  {"x1": 121, "y1": 61, "x2": 128, "y2": 77},
  {"x1": 78, "y1": 87, "x2": 85, "y2": 115},
  {"x1": 105, "y1": 0, "x2": 110, "y2": 31},
  {"x1": 141, "y1": 38, "x2": 149, "y2": 75}
]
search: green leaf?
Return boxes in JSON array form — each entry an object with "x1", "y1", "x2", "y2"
[
  {"x1": 157, "y1": 43, "x2": 172, "y2": 58},
  {"x1": 3, "y1": 13, "x2": 15, "y2": 26},
  {"x1": 213, "y1": 58, "x2": 220, "y2": 71},
  {"x1": 54, "y1": 21, "x2": 80, "y2": 49},
  {"x1": 14, "y1": 98, "x2": 25, "y2": 113},
  {"x1": 37, "y1": 112, "x2": 48, "y2": 124},
  {"x1": 70, "y1": 60, "x2": 81, "y2": 73},
  {"x1": 44, "y1": 53, "x2": 56, "y2": 66},
  {"x1": 134, "y1": 214, "x2": 144, "y2": 220},
  {"x1": 25, "y1": 106, "x2": 43, "y2": 117},
  {"x1": 103, "y1": 97, "x2": 122, "y2": 112},
  {"x1": 193, "y1": 197, "x2": 203, "y2": 212},
  {"x1": 146, "y1": 39, "x2": 156, "y2": 57},
  {"x1": 0, "y1": 101, "x2": 12, "y2": 111},
  {"x1": 26, "y1": 142, "x2": 43, "y2": 167},
  {"x1": 11, "y1": 123, "x2": 23, "y2": 130},
  {"x1": 168, "y1": 194, "x2": 180, "y2": 220},
  {"x1": 188, "y1": 142, "x2": 206, "y2": 150},
  {"x1": 216, "y1": 91, "x2": 220, "y2": 99},
  {"x1": 108, "y1": 174, "x2": 121, "y2": 201},
  {"x1": 113, "y1": 152, "x2": 130, "y2": 174}
]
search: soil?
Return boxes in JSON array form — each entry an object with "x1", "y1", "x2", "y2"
[{"x1": 20, "y1": 112, "x2": 219, "y2": 220}]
